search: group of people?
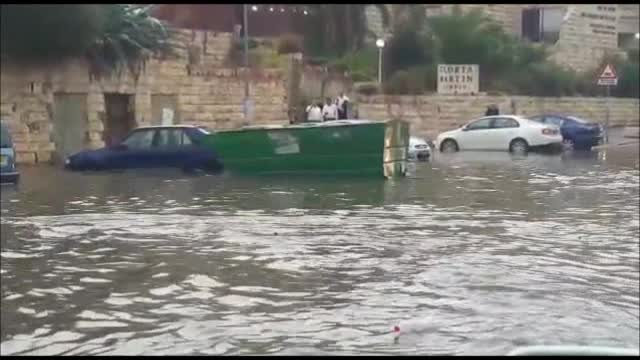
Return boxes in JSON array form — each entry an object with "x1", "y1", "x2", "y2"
[
  {"x1": 305, "y1": 93, "x2": 350, "y2": 122},
  {"x1": 485, "y1": 104, "x2": 500, "y2": 116}
]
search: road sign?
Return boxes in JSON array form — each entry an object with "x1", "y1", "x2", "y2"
[
  {"x1": 597, "y1": 63, "x2": 617, "y2": 86},
  {"x1": 598, "y1": 78, "x2": 618, "y2": 86}
]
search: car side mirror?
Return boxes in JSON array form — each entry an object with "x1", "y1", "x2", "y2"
[
  {"x1": 113, "y1": 144, "x2": 128, "y2": 151},
  {"x1": 461, "y1": 126, "x2": 469, "y2": 131}
]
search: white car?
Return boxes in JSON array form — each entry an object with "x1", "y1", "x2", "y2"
[
  {"x1": 435, "y1": 115, "x2": 562, "y2": 153},
  {"x1": 408, "y1": 136, "x2": 432, "y2": 161}
]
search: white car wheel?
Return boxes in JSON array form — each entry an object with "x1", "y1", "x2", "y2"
[
  {"x1": 441, "y1": 139, "x2": 458, "y2": 153},
  {"x1": 509, "y1": 139, "x2": 529, "y2": 154}
]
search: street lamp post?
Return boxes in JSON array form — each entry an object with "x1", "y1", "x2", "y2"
[
  {"x1": 376, "y1": 38, "x2": 385, "y2": 84},
  {"x1": 243, "y1": 4, "x2": 252, "y2": 125}
]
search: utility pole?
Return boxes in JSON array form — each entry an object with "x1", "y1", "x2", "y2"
[
  {"x1": 605, "y1": 84, "x2": 610, "y2": 144},
  {"x1": 242, "y1": 4, "x2": 253, "y2": 125}
]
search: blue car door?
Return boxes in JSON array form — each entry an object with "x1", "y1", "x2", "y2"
[
  {"x1": 109, "y1": 129, "x2": 158, "y2": 169},
  {"x1": 153, "y1": 128, "x2": 187, "y2": 168}
]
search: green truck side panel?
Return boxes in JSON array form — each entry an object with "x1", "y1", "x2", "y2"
[{"x1": 201, "y1": 121, "x2": 408, "y2": 178}]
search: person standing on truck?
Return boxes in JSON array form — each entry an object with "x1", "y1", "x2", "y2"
[
  {"x1": 322, "y1": 98, "x2": 338, "y2": 121},
  {"x1": 306, "y1": 102, "x2": 323, "y2": 122}
]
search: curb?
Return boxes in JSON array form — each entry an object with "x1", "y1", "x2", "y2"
[
  {"x1": 593, "y1": 141, "x2": 640, "y2": 150},
  {"x1": 623, "y1": 127, "x2": 639, "y2": 139}
]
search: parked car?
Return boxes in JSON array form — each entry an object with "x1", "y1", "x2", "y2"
[
  {"x1": 65, "y1": 125, "x2": 223, "y2": 173},
  {"x1": 0, "y1": 121, "x2": 20, "y2": 184},
  {"x1": 528, "y1": 114, "x2": 603, "y2": 151},
  {"x1": 408, "y1": 136, "x2": 432, "y2": 161},
  {"x1": 435, "y1": 115, "x2": 562, "y2": 154}
]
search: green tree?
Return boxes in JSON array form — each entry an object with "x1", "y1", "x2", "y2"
[
  {"x1": 0, "y1": 5, "x2": 171, "y2": 78},
  {"x1": 0, "y1": 4, "x2": 105, "y2": 62},
  {"x1": 303, "y1": 5, "x2": 390, "y2": 57},
  {"x1": 426, "y1": 8, "x2": 528, "y2": 89}
]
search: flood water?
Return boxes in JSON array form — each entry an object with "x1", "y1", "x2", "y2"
[{"x1": 1, "y1": 148, "x2": 639, "y2": 355}]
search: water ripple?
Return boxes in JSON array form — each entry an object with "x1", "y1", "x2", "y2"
[{"x1": 1, "y1": 153, "x2": 638, "y2": 355}]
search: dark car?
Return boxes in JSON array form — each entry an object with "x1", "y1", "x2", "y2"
[
  {"x1": 529, "y1": 114, "x2": 603, "y2": 150},
  {"x1": 65, "y1": 125, "x2": 223, "y2": 173},
  {"x1": 1, "y1": 121, "x2": 20, "y2": 184}
]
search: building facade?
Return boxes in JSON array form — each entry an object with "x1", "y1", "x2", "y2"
[{"x1": 373, "y1": 4, "x2": 639, "y2": 72}]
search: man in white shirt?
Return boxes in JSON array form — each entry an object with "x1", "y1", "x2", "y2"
[
  {"x1": 306, "y1": 102, "x2": 323, "y2": 122},
  {"x1": 322, "y1": 98, "x2": 338, "y2": 121}
]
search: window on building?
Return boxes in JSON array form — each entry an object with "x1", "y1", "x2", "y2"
[
  {"x1": 618, "y1": 33, "x2": 640, "y2": 50},
  {"x1": 522, "y1": 7, "x2": 562, "y2": 44}
]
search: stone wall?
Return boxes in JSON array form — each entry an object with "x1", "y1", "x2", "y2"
[
  {"x1": 357, "y1": 95, "x2": 640, "y2": 140},
  {"x1": 0, "y1": 28, "x2": 289, "y2": 164}
]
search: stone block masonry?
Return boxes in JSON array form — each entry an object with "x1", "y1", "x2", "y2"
[
  {"x1": 357, "y1": 95, "x2": 640, "y2": 141},
  {"x1": 0, "y1": 28, "x2": 289, "y2": 164}
]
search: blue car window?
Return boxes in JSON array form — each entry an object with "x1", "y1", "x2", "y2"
[
  {"x1": 156, "y1": 129, "x2": 189, "y2": 147},
  {"x1": 156, "y1": 129, "x2": 170, "y2": 147},
  {"x1": 181, "y1": 131, "x2": 193, "y2": 146},
  {"x1": 123, "y1": 130, "x2": 155, "y2": 149},
  {"x1": 1, "y1": 123, "x2": 12, "y2": 148}
]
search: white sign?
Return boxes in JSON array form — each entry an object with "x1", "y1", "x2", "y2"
[
  {"x1": 268, "y1": 131, "x2": 300, "y2": 155},
  {"x1": 597, "y1": 63, "x2": 618, "y2": 86},
  {"x1": 598, "y1": 78, "x2": 618, "y2": 86},
  {"x1": 161, "y1": 108, "x2": 174, "y2": 125},
  {"x1": 437, "y1": 64, "x2": 479, "y2": 95}
]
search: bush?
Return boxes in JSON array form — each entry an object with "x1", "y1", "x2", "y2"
[
  {"x1": 232, "y1": 38, "x2": 258, "y2": 52},
  {"x1": 384, "y1": 29, "x2": 435, "y2": 76},
  {"x1": 518, "y1": 63, "x2": 581, "y2": 97},
  {"x1": 261, "y1": 51, "x2": 287, "y2": 69},
  {"x1": 356, "y1": 83, "x2": 379, "y2": 96},
  {"x1": 384, "y1": 70, "x2": 411, "y2": 95},
  {"x1": 350, "y1": 71, "x2": 373, "y2": 82},
  {"x1": 330, "y1": 47, "x2": 377, "y2": 81},
  {"x1": 277, "y1": 34, "x2": 303, "y2": 54}
]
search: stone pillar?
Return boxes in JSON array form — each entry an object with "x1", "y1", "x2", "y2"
[{"x1": 87, "y1": 84, "x2": 106, "y2": 149}]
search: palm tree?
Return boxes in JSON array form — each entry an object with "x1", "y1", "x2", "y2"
[
  {"x1": 85, "y1": 4, "x2": 172, "y2": 79},
  {"x1": 303, "y1": 4, "x2": 390, "y2": 57}
]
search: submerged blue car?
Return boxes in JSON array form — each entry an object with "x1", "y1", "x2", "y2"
[
  {"x1": 1, "y1": 121, "x2": 20, "y2": 184},
  {"x1": 529, "y1": 114, "x2": 603, "y2": 150},
  {"x1": 65, "y1": 125, "x2": 223, "y2": 173}
]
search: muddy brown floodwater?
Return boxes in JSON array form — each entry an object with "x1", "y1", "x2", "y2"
[{"x1": 1, "y1": 147, "x2": 638, "y2": 355}]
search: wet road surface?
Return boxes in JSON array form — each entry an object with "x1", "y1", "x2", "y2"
[{"x1": 1, "y1": 147, "x2": 638, "y2": 355}]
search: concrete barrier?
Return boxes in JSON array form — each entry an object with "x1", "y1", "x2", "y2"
[{"x1": 624, "y1": 127, "x2": 640, "y2": 138}]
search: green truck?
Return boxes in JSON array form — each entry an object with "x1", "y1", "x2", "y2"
[{"x1": 200, "y1": 120, "x2": 410, "y2": 178}]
